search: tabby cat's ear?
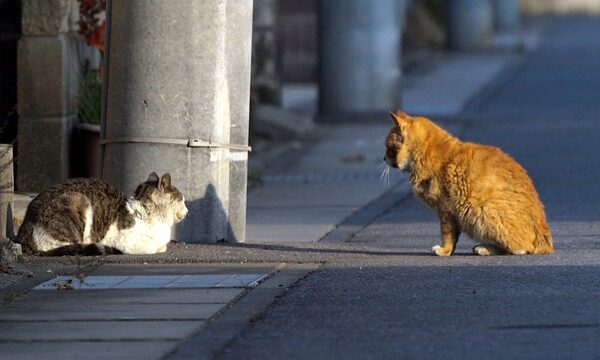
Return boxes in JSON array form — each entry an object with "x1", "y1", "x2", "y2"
[
  {"x1": 159, "y1": 173, "x2": 172, "y2": 191},
  {"x1": 147, "y1": 172, "x2": 160, "y2": 183},
  {"x1": 388, "y1": 111, "x2": 409, "y2": 130}
]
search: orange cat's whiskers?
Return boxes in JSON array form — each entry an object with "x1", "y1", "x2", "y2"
[
  {"x1": 378, "y1": 162, "x2": 386, "y2": 181},
  {"x1": 378, "y1": 162, "x2": 386, "y2": 180},
  {"x1": 379, "y1": 162, "x2": 391, "y2": 188},
  {"x1": 385, "y1": 165, "x2": 391, "y2": 188}
]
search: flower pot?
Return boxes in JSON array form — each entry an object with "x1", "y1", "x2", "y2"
[{"x1": 73, "y1": 123, "x2": 100, "y2": 178}]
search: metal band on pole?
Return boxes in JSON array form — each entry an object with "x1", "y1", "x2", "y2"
[{"x1": 100, "y1": 137, "x2": 252, "y2": 152}]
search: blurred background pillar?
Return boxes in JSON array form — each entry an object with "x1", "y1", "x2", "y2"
[
  {"x1": 446, "y1": 0, "x2": 493, "y2": 51},
  {"x1": 493, "y1": 0, "x2": 521, "y2": 31},
  {"x1": 252, "y1": 0, "x2": 281, "y2": 106},
  {"x1": 102, "y1": 0, "x2": 253, "y2": 243},
  {"x1": 318, "y1": 0, "x2": 406, "y2": 115}
]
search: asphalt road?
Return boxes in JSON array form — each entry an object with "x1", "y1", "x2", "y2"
[{"x1": 213, "y1": 17, "x2": 600, "y2": 360}]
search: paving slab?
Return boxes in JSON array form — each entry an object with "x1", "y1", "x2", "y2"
[
  {"x1": 12, "y1": 288, "x2": 242, "y2": 305},
  {"x1": 247, "y1": 206, "x2": 355, "y2": 242},
  {"x1": 2, "y1": 303, "x2": 225, "y2": 321},
  {"x1": 249, "y1": 183, "x2": 390, "y2": 208},
  {"x1": 285, "y1": 124, "x2": 393, "y2": 173},
  {"x1": 88, "y1": 263, "x2": 276, "y2": 275},
  {"x1": 0, "y1": 263, "x2": 284, "y2": 360},
  {"x1": 0, "y1": 341, "x2": 179, "y2": 360},
  {"x1": 34, "y1": 274, "x2": 267, "y2": 290},
  {"x1": 0, "y1": 320, "x2": 204, "y2": 341}
]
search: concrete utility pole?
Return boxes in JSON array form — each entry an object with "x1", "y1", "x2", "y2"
[
  {"x1": 318, "y1": 0, "x2": 405, "y2": 114},
  {"x1": 101, "y1": 0, "x2": 254, "y2": 243}
]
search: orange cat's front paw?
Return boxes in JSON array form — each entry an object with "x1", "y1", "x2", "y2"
[{"x1": 432, "y1": 245, "x2": 452, "y2": 256}]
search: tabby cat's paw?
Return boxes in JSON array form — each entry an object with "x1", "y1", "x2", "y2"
[{"x1": 432, "y1": 245, "x2": 452, "y2": 256}]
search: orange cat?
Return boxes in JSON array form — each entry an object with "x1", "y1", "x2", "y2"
[{"x1": 384, "y1": 111, "x2": 553, "y2": 256}]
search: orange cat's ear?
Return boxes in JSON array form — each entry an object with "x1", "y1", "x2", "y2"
[{"x1": 388, "y1": 111, "x2": 409, "y2": 130}]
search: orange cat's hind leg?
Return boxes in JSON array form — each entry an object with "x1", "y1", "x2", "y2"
[
  {"x1": 473, "y1": 245, "x2": 531, "y2": 256},
  {"x1": 472, "y1": 245, "x2": 506, "y2": 256},
  {"x1": 510, "y1": 249, "x2": 529, "y2": 255},
  {"x1": 467, "y1": 203, "x2": 537, "y2": 255}
]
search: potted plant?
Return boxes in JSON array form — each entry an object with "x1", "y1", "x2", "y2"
[
  {"x1": 74, "y1": 0, "x2": 105, "y2": 178},
  {"x1": 75, "y1": 68, "x2": 102, "y2": 177}
]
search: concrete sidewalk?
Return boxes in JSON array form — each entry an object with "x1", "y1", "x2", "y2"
[
  {"x1": 1, "y1": 28, "x2": 535, "y2": 360},
  {"x1": 0, "y1": 263, "x2": 318, "y2": 360}
]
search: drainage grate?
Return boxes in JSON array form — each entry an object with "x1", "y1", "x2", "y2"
[{"x1": 34, "y1": 274, "x2": 268, "y2": 290}]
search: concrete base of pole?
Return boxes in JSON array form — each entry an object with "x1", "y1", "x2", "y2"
[
  {"x1": 318, "y1": 0, "x2": 405, "y2": 114},
  {"x1": 102, "y1": 0, "x2": 253, "y2": 243},
  {"x1": 446, "y1": 0, "x2": 493, "y2": 51}
]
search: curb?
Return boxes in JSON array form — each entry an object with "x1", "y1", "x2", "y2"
[
  {"x1": 319, "y1": 181, "x2": 412, "y2": 243},
  {"x1": 165, "y1": 263, "x2": 320, "y2": 360}
]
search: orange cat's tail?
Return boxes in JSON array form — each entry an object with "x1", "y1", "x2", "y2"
[{"x1": 533, "y1": 232, "x2": 554, "y2": 254}]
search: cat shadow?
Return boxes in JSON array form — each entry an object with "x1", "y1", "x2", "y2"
[
  {"x1": 4, "y1": 202, "x2": 14, "y2": 240},
  {"x1": 225, "y1": 242, "x2": 492, "y2": 258},
  {"x1": 174, "y1": 184, "x2": 430, "y2": 256},
  {"x1": 219, "y1": 242, "x2": 433, "y2": 257},
  {"x1": 176, "y1": 183, "x2": 238, "y2": 243},
  {"x1": 177, "y1": 185, "x2": 463, "y2": 257}
]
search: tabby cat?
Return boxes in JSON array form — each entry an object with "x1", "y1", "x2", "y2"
[
  {"x1": 17, "y1": 172, "x2": 188, "y2": 255},
  {"x1": 384, "y1": 111, "x2": 553, "y2": 256}
]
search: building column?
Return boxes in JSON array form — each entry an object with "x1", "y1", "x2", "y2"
[
  {"x1": 493, "y1": 0, "x2": 521, "y2": 31},
  {"x1": 252, "y1": 0, "x2": 281, "y2": 106},
  {"x1": 318, "y1": 0, "x2": 405, "y2": 114},
  {"x1": 102, "y1": 0, "x2": 253, "y2": 243},
  {"x1": 446, "y1": 0, "x2": 494, "y2": 51},
  {"x1": 17, "y1": 0, "x2": 80, "y2": 191}
]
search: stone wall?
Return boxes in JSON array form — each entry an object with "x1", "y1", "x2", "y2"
[
  {"x1": 17, "y1": 0, "x2": 81, "y2": 191},
  {"x1": 521, "y1": 0, "x2": 600, "y2": 14}
]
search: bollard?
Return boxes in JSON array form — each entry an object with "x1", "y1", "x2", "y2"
[
  {"x1": 446, "y1": 0, "x2": 493, "y2": 51},
  {"x1": 318, "y1": 0, "x2": 406, "y2": 114},
  {"x1": 0, "y1": 144, "x2": 14, "y2": 241},
  {"x1": 101, "y1": 0, "x2": 253, "y2": 243}
]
